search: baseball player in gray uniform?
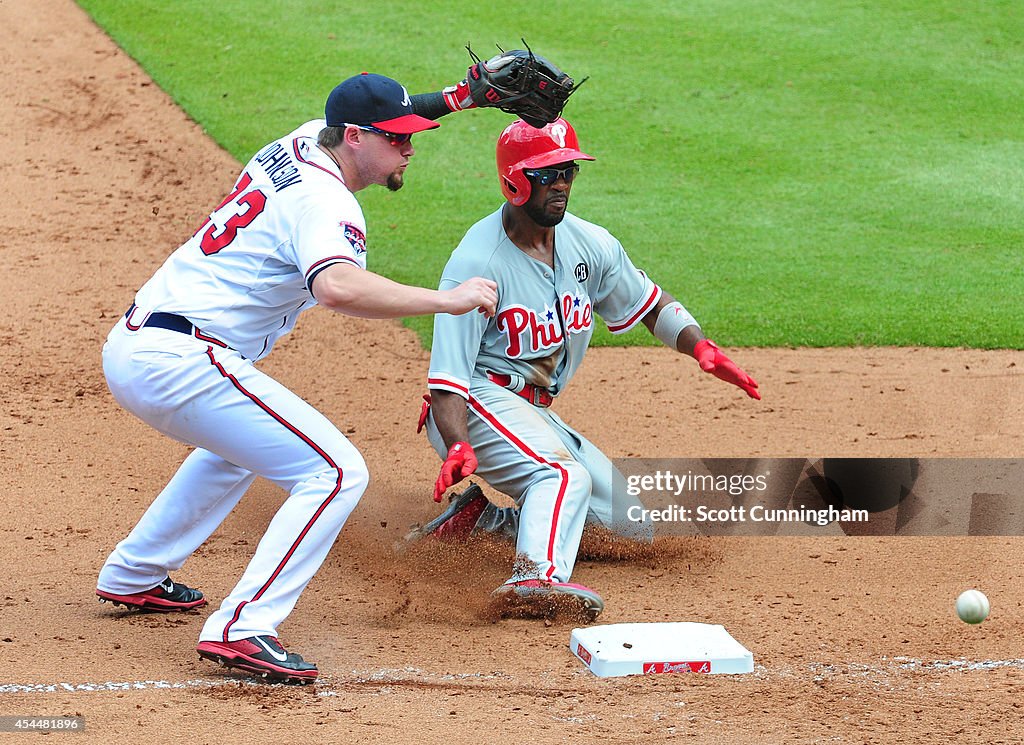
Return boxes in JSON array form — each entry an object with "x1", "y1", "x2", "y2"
[
  {"x1": 93, "y1": 54, "x2": 581, "y2": 683},
  {"x1": 420, "y1": 118, "x2": 760, "y2": 619}
]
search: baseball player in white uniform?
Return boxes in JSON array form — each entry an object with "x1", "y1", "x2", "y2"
[
  {"x1": 95, "y1": 72, "x2": 502, "y2": 684},
  {"x1": 420, "y1": 118, "x2": 760, "y2": 619}
]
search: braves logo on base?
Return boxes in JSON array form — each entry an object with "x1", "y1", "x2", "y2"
[{"x1": 643, "y1": 660, "x2": 712, "y2": 674}]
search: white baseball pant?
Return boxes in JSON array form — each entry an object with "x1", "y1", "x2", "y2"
[{"x1": 98, "y1": 316, "x2": 367, "y2": 641}]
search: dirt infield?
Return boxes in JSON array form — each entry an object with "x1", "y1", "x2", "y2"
[{"x1": 2, "y1": 1, "x2": 1023, "y2": 742}]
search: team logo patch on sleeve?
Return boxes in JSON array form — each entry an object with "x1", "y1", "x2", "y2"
[{"x1": 340, "y1": 222, "x2": 367, "y2": 255}]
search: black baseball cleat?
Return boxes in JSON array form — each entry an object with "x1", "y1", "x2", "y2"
[
  {"x1": 196, "y1": 636, "x2": 318, "y2": 684},
  {"x1": 96, "y1": 577, "x2": 207, "y2": 612}
]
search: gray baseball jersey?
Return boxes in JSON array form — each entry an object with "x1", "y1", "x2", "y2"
[{"x1": 428, "y1": 206, "x2": 660, "y2": 398}]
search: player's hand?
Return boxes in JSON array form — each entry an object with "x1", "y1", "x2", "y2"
[
  {"x1": 693, "y1": 340, "x2": 760, "y2": 400},
  {"x1": 416, "y1": 393, "x2": 431, "y2": 434},
  {"x1": 434, "y1": 441, "x2": 478, "y2": 502},
  {"x1": 444, "y1": 277, "x2": 498, "y2": 318}
]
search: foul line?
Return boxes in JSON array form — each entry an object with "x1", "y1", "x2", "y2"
[
  {"x1": 804, "y1": 656, "x2": 1024, "y2": 682},
  {"x1": 2, "y1": 657, "x2": 1021, "y2": 696},
  {"x1": 0, "y1": 668, "x2": 513, "y2": 696},
  {"x1": 0, "y1": 679, "x2": 246, "y2": 695}
]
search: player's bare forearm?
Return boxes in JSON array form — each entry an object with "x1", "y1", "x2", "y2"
[
  {"x1": 676, "y1": 325, "x2": 705, "y2": 357},
  {"x1": 312, "y1": 266, "x2": 441, "y2": 318},
  {"x1": 641, "y1": 293, "x2": 703, "y2": 356},
  {"x1": 428, "y1": 390, "x2": 471, "y2": 450},
  {"x1": 312, "y1": 263, "x2": 496, "y2": 319}
]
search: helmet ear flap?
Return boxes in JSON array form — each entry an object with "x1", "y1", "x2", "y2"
[{"x1": 501, "y1": 172, "x2": 532, "y2": 206}]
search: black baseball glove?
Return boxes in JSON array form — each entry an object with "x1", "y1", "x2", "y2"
[{"x1": 465, "y1": 42, "x2": 584, "y2": 128}]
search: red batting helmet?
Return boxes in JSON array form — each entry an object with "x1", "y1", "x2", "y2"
[{"x1": 496, "y1": 118, "x2": 595, "y2": 206}]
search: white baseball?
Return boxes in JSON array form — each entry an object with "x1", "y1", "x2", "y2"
[{"x1": 955, "y1": 589, "x2": 990, "y2": 624}]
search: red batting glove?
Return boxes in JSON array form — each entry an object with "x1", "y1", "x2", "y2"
[
  {"x1": 416, "y1": 393, "x2": 431, "y2": 434},
  {"x1": 434, "y1": 441, "x2": 478, "y2": 502},
  {"x1": 693, "y1": 339, "x2": 761, "y2": 400}
]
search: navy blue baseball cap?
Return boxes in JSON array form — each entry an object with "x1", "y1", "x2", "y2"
[{"x1": 325, "y1": 73, "x2": 440, "y2": 134}]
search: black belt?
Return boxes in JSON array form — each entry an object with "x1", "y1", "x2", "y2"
[
  {"x1": 125, "y1": 305, "x2": 192, "y2": 334},
  {"x1": 123, "y1": 304, "x2": 229, "y2": 350},
  {"x1": 125, "y1": 304, "x2": 193, "y2": 334}
]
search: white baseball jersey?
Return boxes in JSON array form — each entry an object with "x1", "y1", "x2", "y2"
[
  {"x1": 428, "y1": 206, "x2": 661, "y2": 398},
  {"x1": 133, "y1": 119, "x2": 367, "y2": 361},
  {"x1": 99, "y1": 119, "x2": 373, "y2": 646}
]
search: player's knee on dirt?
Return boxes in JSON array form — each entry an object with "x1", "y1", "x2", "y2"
[
  {"x1": 566, "y1": 460, "x2": 593, "y2": 501},
  {"x1": 586, "y1": 505, "x2": 654, "y2": 543},
  {"x1": 584, "y1": 470, "x2": 655, "y2": 543}
]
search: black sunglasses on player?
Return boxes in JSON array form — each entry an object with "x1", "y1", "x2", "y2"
[
  {"x1": 343, "y1": 123, "x2": 412, "y2": 147},
  {"x1": 524, "y1": 164, "x2": 580, "y2": 186}
]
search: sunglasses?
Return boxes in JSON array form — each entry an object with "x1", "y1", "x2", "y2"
[
  {"x1": 343, "y1": 123, "x2": 412, "y2": 147},
  {"x1": 524, "y1": 164, "x2": 580, "y2": 186}
]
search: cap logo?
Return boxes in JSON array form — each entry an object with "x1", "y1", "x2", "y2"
[
  {"x1": 400, "y1": 85, "x2": 411, "y2": 107},
  {"x1": 549, "y1": 123, "x2": 567, "y2": 148}
]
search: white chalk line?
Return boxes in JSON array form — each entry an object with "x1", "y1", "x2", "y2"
[
  {"x1": 0, "y1": 679, "x2": 234, "y2": 695},
  {"x1": 894, "y1": 656, "x2": 1024, "y2": 672},
  {"x1": 806, "y1": 656, "x2": 1024, "y2": 678},
  {"x1": 0, "y1": 667, "x2": 511, "y2": 696},
  {"x1": 1, "y1": 657, "x2": 1021, "y2": 696}
]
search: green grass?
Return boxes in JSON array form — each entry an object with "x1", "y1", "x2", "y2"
[{"x1": 76, "y1": 0, "x2": 1024, "y2": 348}]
